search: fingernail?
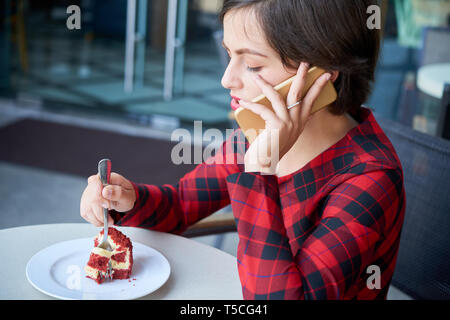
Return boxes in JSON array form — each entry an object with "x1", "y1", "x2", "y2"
[
  {"x1": 325, "y1": 73, "x2": 332, "y2": 80},
  {"x1": 102, "y1": 202, "x2": 108, "y2": 209}
]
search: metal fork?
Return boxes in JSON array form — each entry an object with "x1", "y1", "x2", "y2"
[{"x1": 97, "y1": 158, "x2": 113, "y2": 281}]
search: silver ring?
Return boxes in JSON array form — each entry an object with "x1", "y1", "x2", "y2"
[{"x1": 287, "y1": 100, "x2": 302, "y2": 110}]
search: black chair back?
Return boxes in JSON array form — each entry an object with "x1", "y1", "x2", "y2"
[
  {"x1": 437, "y1": 84, "x2": 450, "y2": 140},
  {"x1": 377, "y1": 115, "x2": 450, "y2": 299}
]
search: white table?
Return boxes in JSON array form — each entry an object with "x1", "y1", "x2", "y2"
[
  {"x1": 417, "y1": 63, "x2": 450, "y2": 99},
  {"x1": 0, "y1": 223, "x2": 243, "y2": 300}
]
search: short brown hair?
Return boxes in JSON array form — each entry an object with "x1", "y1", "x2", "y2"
[{"x1": 219, "y1": 0, "x2": 381, "y2": 115}]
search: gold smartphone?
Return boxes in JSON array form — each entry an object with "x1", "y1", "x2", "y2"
[{"x1": 234, "y1": 66, "x2": 337, "y2": 144}]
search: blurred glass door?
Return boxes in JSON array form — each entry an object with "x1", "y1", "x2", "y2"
[{"x1": 1, "y1": 0, "x2": 230, "y2": 126}]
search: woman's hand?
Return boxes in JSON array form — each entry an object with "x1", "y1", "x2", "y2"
[
  {"x1": 80, "y1": 172, "x2": 136, "y2": 227},
  {"x1": 239, "y1": 62, "x2": 332, "y2": 174}
]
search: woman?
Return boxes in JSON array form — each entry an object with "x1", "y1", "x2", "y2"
[{"x1": 80, "y1": 0, "x2": 405, "y2": 300}]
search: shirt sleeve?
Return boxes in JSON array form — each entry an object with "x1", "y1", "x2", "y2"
[
  {"x1": 225, "y1": 165, "x2": 403, "y2": 299},
  {"x1": 110, "y1": 129, "x2": 247, "y2": 234}
]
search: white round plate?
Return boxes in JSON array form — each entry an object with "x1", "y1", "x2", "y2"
[{"x1": 26, "y1": 238, "x2": 170, "y2": 300}]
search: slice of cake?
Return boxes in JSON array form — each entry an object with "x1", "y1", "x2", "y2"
[{"x1": 84, "y1": 227, "x2": 133, "y2": 284}]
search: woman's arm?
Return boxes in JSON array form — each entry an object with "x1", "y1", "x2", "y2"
[
  {"x1": 225, "y1": 164, "x2": 404, "y2": 299},
  {"x1": 110, "y1": 129, "x2": 247, "y2": 234}
]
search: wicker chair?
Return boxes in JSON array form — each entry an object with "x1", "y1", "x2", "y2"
[{"x1": 378, "y1": 114, "x2": 450, "y2": 299}]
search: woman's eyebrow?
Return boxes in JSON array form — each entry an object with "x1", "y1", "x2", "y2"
[{"x1": 222, "y1": 41, "x2": 268, "y2": 58}]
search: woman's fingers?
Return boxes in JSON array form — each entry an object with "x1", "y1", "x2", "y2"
[
  {"x1": 102, "y1": 185, "x2": 122, "y2": 201},
  {"x1": 287, "y1": 62, "x2": 309, "y2": 104},
  {"x1": 109, "y1": 172, "x2": 130, "y2": 187},
  {"x1": 239, "y1": 100, "x2": 276, "y2": 123},
  {"x1": 300, "y1": 72, "x2": 332, "y2": 123},
  {"x1": 92, "y1": 202, "x2": 105, "y2": 227},
  {"x1": 250, "y1": 73, "x2": 289, "y2": 122},
  {"x1": 104, "y1": 173, "x2": 136, "y2": 212},
  {"x1": 287, "y1": 62, "x2": 309, "y2": 120},
  {"x1": 82, "y1": 172, "x2": 119, "y2": 225},
  {"x1": 102, "y1": 185, "x2": 128, "y2": 212},
  {"x1": 82, "y1": 204, "x2": 103, "y2": 227}
]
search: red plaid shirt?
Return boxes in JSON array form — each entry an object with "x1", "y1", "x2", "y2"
[{"x1": 112, "y1": 106, "x2": 406, "y2": 300}]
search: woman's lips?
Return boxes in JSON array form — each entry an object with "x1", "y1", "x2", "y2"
[
  {"x1": 230, "y1": 96, "x2": 241, "y2": 111},
  {"x1": 230, "y1": 98, "x2": 241, "y2": 111}
]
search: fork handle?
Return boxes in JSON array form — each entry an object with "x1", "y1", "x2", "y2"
[
  {"x1": 98, "y1": 159, "x2": 112, "y2": 241},
  {"x1": 103, "y1": 207, "x2": 109, "y2": 239},
  {"x1": 98, "y1": 159, "x2": 111, "y2": 185}
]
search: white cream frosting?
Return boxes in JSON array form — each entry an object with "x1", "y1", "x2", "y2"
[{"x1": 91, "y1": 247, "x2": 113, "y2": 258}]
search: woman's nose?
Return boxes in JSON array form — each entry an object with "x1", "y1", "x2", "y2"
[{"x1": 221, "y1": 62, "x2": 241, "y2": 90}]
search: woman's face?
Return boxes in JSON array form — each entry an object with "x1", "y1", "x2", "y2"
[{"x1": 221, "y1": 8, "x2": 298, "y2": 111}]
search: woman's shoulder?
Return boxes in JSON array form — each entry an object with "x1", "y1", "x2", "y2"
[
  {"x1": 346, "y1": 107, "x2": 403, "y2": 173},
  {"x1": 312, "y1": 107, "x2": 405, "y2": 196}
]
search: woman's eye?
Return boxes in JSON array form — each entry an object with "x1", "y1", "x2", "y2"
[{"x1": 246, "y1": 66, "x2": 262, "y2": 72}]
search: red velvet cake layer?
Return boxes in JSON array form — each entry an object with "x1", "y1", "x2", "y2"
[
  {"x1": 85, "y1": 227, "x2": 133, "y2": 284},
  {"x1": 87, "y1": 254, "x2": 109, "y2": 272},
  {"x1": 111, "y1": 251, "x2": 127, "y2": 263},
  {"x1": 97, "y1": 228, "x2": 133, "y2": 250},
  {"x1": 112, "y1": 269, "x2": 132, "y2": 280}
]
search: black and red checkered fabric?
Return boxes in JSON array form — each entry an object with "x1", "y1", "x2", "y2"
[{"x1": 112, "y1": 106, "x2": 406, "y2": 300}]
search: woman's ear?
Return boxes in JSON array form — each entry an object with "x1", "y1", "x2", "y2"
[{"x1": 330, "y1": 71, "x2": 339, "y2": 83}]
